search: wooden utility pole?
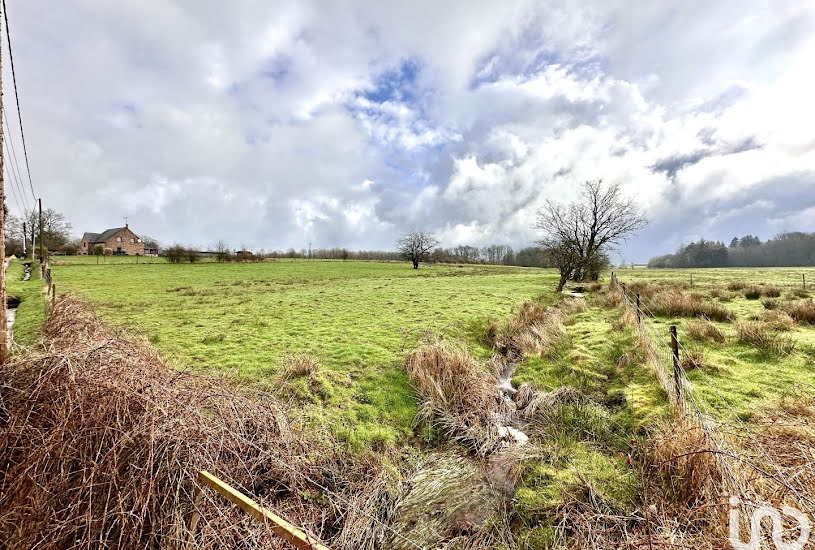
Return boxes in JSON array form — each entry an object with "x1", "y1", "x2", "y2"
[
  {"x1": 22, "y1": 221, "x2": 26, "y2": 256},
  {"x1": 38, "y1": 197, "x2": 43, "y2": 268},
  {"x1": 0, "y1": 14, "x2": 8, "y2": 363}
]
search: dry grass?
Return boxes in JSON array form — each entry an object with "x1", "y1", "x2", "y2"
[
  {"x1": 489, "y1": 299, "x2": 582, "y2": 360},
  {"x1": 277, "y1": 352, "x2": 318, "y2": 380},
  {"x1": 735, "y1": 321, "x2": 795, "y2": 355},
  {"x1": 727, "y1": 281, "x2": 746, "y2": 291},
  {"x1": 680, "y1": 348, "x2": 710, "y2": 371},
  {"x1": 762, "y1": 285, "x2": 782, "y2": 298},
  {"x1": 744, "y1": 286, "x2": 762, "y2": 300},
  {"x1": 405, "y1": 337, "x2": 506, "y2": 455},
  {"x1": 648, "y1": 290, "x2": 733, "y2": 322},
  {"x1": 756, "y1": 310, "x2": 796, "y2": 332},
  {"x1": 0, "y1": 298, "x2": 392, "y2": 549},
  {"x1": 782, "y1": 298, "x2": 815, "y2": 325},
  {"x1": 788, "y1": 288, "x2": 811, "y2": 299},
  {"x1": 761, "y1": 297, "x2": 780, "y2": 310},
  {"x1": 683, "y1": 318, "x2": 726, "y2": 344}
]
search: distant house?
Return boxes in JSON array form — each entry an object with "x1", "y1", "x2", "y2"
[
  {"x1": 80, "y1": 225, "x2": 145, "y2": 256},
  {"x1": 235, "y1": 250, "x2": 254, "y2": 260}
]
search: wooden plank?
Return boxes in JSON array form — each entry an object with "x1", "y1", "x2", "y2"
[{"x1": 197, "y1": 470, "x2": 330, "y2": 550}]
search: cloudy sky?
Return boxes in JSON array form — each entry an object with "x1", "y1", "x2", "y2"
[{"x1": 4, "y1": 0, "x2": 815, "y2": 261}]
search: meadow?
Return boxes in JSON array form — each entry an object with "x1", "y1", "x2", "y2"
[
  {"x1": 7, "y1": 257, "x2": 815, "y2": 546},
  {"x1": 46, "y1": 257, "x2": 556, "y2": 447}
]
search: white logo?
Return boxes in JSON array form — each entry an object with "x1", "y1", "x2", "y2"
[{"x1": 729, "y1": 496, "x2": 811, "y2": 550}]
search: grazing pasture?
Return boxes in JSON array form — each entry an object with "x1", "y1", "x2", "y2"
[{"x1": 49, "y1": 257, "x2": 557, "y2": 447}]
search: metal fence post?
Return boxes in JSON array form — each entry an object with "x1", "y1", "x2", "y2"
[{"x1": 670, "y1": 325, "x2": 682, "y2": 405}]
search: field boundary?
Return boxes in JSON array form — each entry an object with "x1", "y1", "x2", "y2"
[{"x1": 610, "y1": 272, "x2": 814, "y2": 516}]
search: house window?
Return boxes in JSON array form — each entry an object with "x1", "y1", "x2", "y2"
[
  {"x1": 129, "y1": 238, "x2": 134, "y2": 243},
  {"x1": 116, "y1": 237, "x2": 122, "y2": 242}
]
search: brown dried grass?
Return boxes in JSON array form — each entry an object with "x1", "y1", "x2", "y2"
[
  {"x1": 782, "y1": 298, "x2": 815, "y2": 325},
  {"x1": 735, "y1": 321, "x2": 795, "y2": 355},
  {"x1": 649, "y1": 290, "x2": 733, "y2": 322},
  {"x1": 0, "y1": 298, "x2": 391, "y2": 549},
  {"x1": 683, "y1": 318, "x2": 726, "y2": 343}
]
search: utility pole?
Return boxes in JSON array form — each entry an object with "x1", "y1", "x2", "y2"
[
  {"x1": 38, "y1": 197, "x2": 43, "y2": 266},
  {"x1": 22, "y1": 221, "x2": 26, "y2": 256},
  {"x1": 0, "y1": 22, "x2": 8, "y2": 362}
]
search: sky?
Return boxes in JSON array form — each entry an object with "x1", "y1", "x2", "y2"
[{"x1": 3, "y1": 0, "x2": 815, "y2": 262}]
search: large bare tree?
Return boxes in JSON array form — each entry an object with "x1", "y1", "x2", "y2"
[
  {"x1": 397, "y1": 231, "x2": 439, "y2": 269},
  {"x1": 536, "y1": 179, "x2": 647, "y2": 291}
]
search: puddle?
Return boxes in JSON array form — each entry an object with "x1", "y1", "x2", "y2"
[{"x1": 6, "y1": 296, "x2": 20, "y2": 344}]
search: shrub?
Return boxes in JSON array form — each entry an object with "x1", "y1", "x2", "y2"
[
  {"x1": 727, "y1": 282, "x2": 746, "y2": 291},
  {"x1": 744, "y1": 286, "x2": 762, "y2": 300},
  {"x1": 735, "y1": 321, "x2": 795, "y2": 355},
  {"x1": 782, "y1": 299, "x2": 815, "y2": 325},
  {"x1": 163, "y1": 244, "x2": 186, "y2": 264},
  {"x1": 684, "y1": 318, "x2": 725, "y2": 343}
]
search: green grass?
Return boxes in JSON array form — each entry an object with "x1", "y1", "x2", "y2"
[
  {"x1": 5, "y1": 259, "x2": 46, "y2": 347},
  {"x1": 50, "y1": 257, "x2": 558, "y2": 448},
  {"x1": 613, "y1": 267, "x2": 815, "y2": 420}
]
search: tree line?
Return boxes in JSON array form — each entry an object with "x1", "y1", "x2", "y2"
[{"x1": 648, "y1": 232, "x2": 815, "y2": 268}]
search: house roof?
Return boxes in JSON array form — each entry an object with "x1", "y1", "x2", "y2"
[
  {"x1": 82, "y1": 227, "x2": 138, "y2": 244},
  {"x1": 95, "y1": 227, "x2": 129, "y2": 242}
]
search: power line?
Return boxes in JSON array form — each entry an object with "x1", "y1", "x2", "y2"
[
  {"x1": 3, "y1": 131, "x2": 29, "y2": 218},
  {"x1": 2, "y1": 0, "x2": 36, "y2": 202},
  {"x1": 4, "y1": 110, "x2": 29, "y2": 212}
]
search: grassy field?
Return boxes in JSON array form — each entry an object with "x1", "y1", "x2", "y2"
[
  {"x1": 12, "y1": 258, "x2": 814, "y2": 546},
  {"x1": 48, "y1": 257, "x2": 557, "y2": 447},
  {"x1": 613, "y1": 267, "x2": 815, "y2": 420}
]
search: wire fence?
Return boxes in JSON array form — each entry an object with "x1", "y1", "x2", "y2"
[{"x1": 610, "y1": 273, "x2": 814, "y2": 515}]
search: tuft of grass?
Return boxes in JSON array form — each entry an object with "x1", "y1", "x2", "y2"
[
  {"x1": 761, "y1": 298, "x2": 779, "y2": 310},
  {"x1": 757, "y1": 310, "x2": 795, "y2": 332},
  {"x1": 727, "y1": 281, "x2": 746, "y2": 291},
  {"x1": 735, "y1": 321, "x2": 795, "y2": 355},
  {"x1": 788, "y1": 288, "x2": 811, "y2": 299},
  {"x1": 649, "y1": 290, "x2": 732, "y2": 321},
  {"x1": 683, "y1": 318, "x2": 725, "y2": 344},
  {"x1": 781, "y1": 299, "x2": 815, "y2": 325},
  {"x1": 680, "y1": 348, "x2": 709, "y2": 371},
  {"x1": 277, "y1": 352, "x2": 318, "y2": 380},
  {"x1": 762, "y1": 285, "x2": 781, "y2": 298},
  {"x1": 743, "y1": 286, "x2": 762, "y2": 300}
]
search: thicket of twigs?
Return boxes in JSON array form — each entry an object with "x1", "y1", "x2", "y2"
[{"x1": 0, "y1": 298, "x2": 393, "y2": 549}]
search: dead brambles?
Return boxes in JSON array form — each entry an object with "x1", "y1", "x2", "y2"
[
  {"x1": 735, "y1": 320, "x2": 795, "y2": 355},
  {"x1": 647, "y1": 289, "x2": 733, "y2": 322},
  {"x1": 0, "y1": 298, "x2": 396, "y2": 550},
  {"x1": 683, "y1": 318, "x2": 726, "y2": 343}
]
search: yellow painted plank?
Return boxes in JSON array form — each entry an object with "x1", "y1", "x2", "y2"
[{"x1": 198, "y1": 470, "x2": 330, "y2": 550}]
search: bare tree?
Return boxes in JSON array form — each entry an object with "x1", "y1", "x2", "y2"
[
  {"x1": 536, "y1": 179, "x2": 647, "y2": 291},
  {"x1": 397, "y1": 231, "x2": 439, "y2": 269},
  {"x1": 213, "y1": 240, "x2": 231, "y2": 262}
]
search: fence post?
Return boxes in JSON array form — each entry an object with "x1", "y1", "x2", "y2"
[
  {"x1": 689, "y1": 273, "x2": 693, "y2": 288},
  {"x1": 636, "y1": 294, "x2": 641, "y2": 325},
  {"x1": 804, "y1": 273, "x2": 807, "y2": 290},
  {"x1": 621, "y1": 282, "x2": 626, "y2": 297},
  {"x1": 670, "y1": 325, "x2": 682, "y2": 405},
  {"x1": 186, "y1": 484, "x2": 204, "y2": 549},
  {"x1": 51, "y1": 284, "x2": 55, "y2": 304}
]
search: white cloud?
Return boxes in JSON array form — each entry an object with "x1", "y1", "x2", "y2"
[{"x1": 4, "y1": 0, "x2": 815, "y2": 260}]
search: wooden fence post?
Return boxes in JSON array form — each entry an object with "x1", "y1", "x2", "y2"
[
  {"x1": 51, "y1": 284, "x2": 55, "y2": 304},
  {"x1": 636, "y1": 294, "x2": 641, "y2": 325},
  {"x1": 670, "y1": 325, "x2": 682, "y2": 404},
  {"x1": 804, "y1": 273, "x2": 807, "y2": 290},
  {"x1": 186, "y1": 484, "x2": 204, "y2": 549},
  {"x1": 621, "y1": 282, "x2": 626, "y2": 297},
  {"x1": 689, "y1": 273, "x2": 693, "y2": 288}
]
